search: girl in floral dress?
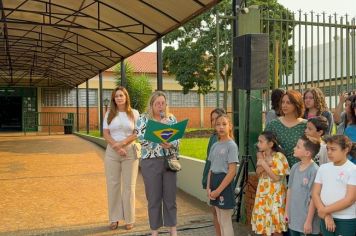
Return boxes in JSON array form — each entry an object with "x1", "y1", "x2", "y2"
[{"x1": 251, "y1": 131, "x2": 290, "y2": 236}]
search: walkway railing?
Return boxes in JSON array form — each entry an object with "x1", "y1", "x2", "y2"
[{"x1": 23, "y1": 112, "x2": 87, "y2": 135}]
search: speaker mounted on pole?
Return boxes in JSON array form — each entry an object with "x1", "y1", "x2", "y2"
[{"x1": 233, "y1": 34, "x2": 269, "y2": 90}]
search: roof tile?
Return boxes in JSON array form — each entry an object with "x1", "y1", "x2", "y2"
[{"x1": 108, "y1": 52, "x2": 167, "y2": 74}]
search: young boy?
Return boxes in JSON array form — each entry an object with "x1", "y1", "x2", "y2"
[
  {"x1": 286, "y1": 135, "x2": 321, "y2": 236},
  {"x1": 305, "y1": 116, "x2": 329, "y2": 165}
]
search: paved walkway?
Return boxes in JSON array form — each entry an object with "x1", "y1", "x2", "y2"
[{"x1": 0, "y1": 134, "x2": 255, "y2": 236}]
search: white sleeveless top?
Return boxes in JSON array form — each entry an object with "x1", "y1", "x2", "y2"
[{"x1": 103, "y1": 109, "x2": 139, "y2": 141}]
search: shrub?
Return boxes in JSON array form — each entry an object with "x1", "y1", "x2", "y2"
[{"x1": 115, "y1": 62, "x2": 152, "y2": 113}]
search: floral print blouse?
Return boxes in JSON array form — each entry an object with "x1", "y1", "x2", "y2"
[
  {"x1": 265, "y1": 118, "x2": 307, "y2": 167},
  {"x1": 135, "y1": 113, "x2": 179, "y2": 159}
]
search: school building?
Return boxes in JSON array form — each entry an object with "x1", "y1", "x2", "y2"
[{"x1": 0, "y1": 51, "x2": 232, "y2": 133}]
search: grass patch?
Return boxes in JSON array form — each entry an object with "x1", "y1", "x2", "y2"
[
  {"x1": 79, "y1": 130, "x2": 101, "y2": 137},
  {"x1": 179, "y1": 138, "x2": 209, "y2": 160},
  {"x1": 186, "y1": 128, "x2": 212, "y2": 132},
  {"x1": 79, "y1": 130, "x2": 209, "y2": 160}
]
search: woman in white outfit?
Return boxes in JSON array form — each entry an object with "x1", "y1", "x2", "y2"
[{"x1": 103, "y1": 86, "x2": 140, "y2": 231}]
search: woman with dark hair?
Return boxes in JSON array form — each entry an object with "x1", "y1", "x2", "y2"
[
  {"x1": 103, "y1": 86, "x2": 140, "y2": 230},
  {"x1": 344, "y1": 95, "x2": 356, "y2": 142},
  {"x1": 334, "y1": 91, "x2": 355, "y2": 134},
  {"x1": 303, "y1": 87, "x2": 333, "y2": 134},
  {"x1": 265, "y1": 90, "x2": 307, "y2": 167},
  {"x1": 266, "y1": 88, "x2": 285, "y2": 125},
  {"x1": 344, "y1": 96, "x2": 356, "y2": 163}
]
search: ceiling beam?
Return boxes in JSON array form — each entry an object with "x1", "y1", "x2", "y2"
[{"x1": 0, "y1": 0, "x2": 13, "y2": 83}]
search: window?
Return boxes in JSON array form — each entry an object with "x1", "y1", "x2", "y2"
[
  {"x1": 204, "y1": 92, "x2": 231, "y2": 107},
  {"x1": 78, "y1": 89, "x2": 98, "y2": 107},
  {"x1": 166, "y1": 90, "x2": 199, "y2": 107},
  {"x1": 103, "y1": 89, "x2": 112, "y2": 102},
  {"x1": 42, "y1": 88, "x2": 75, "y2": 107},
  {"x1": 42, "y1": 88, "x2": 98, "y2": 107}
]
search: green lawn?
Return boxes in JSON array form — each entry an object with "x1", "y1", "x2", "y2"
[
  {"x1": 179, "y1": 138, "x2": 209, "y2": 160},
  {"x1": 79, "y1": 130, "x2": 209, "y2": 160},
  {"x1": 79, "y1": 130, "x2": 101, "y2": 137}
]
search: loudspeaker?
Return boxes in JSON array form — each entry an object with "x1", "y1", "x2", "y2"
[{"x1": 233, "y1": 34, "x2": 269, "y2": 90}]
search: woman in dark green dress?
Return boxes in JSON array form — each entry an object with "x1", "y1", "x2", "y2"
[{"x1": 265, "y1": 90, "x2": 307, "y2": 168}]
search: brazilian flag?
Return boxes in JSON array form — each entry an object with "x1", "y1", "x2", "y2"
[{"x1": 144, "y1": 119, "x2": 188, "y2": 143}]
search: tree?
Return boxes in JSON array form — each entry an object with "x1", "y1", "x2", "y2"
[
  {"x1": 258, "y1": 0, "x2": 294, "y2": 87},
  {"x1": 163, "y1": 0, "x2": 294, "y2": 96},
  {"x1": 114, "y1": 62, "x2": 152, "y2": 113},
  {"x1": 163, "y1": 0, "x2": 231, "y2": 95}
]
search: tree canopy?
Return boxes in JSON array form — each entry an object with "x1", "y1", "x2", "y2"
[{"x1": 162, "y1": 0, "x2": 294, "y2": 94}]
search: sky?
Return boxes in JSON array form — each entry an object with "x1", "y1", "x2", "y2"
[
  {"x1": 278, "y1": 0, "x2": 356, "y2": 17},
  {"x1": 141, "y1": 0, "x2": 356, "y2": 52}
]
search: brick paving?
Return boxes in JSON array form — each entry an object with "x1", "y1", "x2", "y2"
[{"x1": 0, "y1": 134, "x2": 255, "y2": 236}]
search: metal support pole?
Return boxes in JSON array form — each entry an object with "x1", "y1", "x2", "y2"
[
  {"x1": 157, "y1": 37, "x2": 163, "y2": 91},
  {"x1": 216, "y1": 13, "x2": 220, "y2": 108},
  {"x1": 233, "y1": 3, "x2": 262, "y2": 223},
  {"x1": 99, "y1": 71, "x2": 103, "y2": 137},
  {"x1": 232, "y1": 0, "x2": 240, "y2": 143},
  {"x1": 121, "y1": 60, "x2": 126, "y2": 87},
  {"x1": 76, "y1": 85, "x2": 79, "y2": 132},
  {"x1": 86, "y1": 80, "x2": 89, "y2": 134}
]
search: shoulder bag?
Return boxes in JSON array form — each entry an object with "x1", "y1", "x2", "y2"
[{"x1": 163, "y1": 149, "x2": 181, "y2": 172}]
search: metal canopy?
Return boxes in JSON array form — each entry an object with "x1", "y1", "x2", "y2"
[{"x1": 0, "y1": 0, "x2": 219, "y2": 88}]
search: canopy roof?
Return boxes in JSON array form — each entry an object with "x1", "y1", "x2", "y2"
[{"x1": 0, "y1": 0, "x2": 219, "y2": 88}]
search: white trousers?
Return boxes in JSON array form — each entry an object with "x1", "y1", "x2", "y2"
[{"x1": 104, "y1": 145, "x2": 139, "y2": 224}]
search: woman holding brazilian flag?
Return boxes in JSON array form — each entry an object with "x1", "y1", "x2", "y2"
[{"x1": 135, "y1": 90, "x2": 182, "y2": 236}]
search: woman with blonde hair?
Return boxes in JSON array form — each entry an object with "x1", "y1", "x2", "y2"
[
  {"x1": 135, "y1": 91, "x2": 180, "y2": 236},
  {"x1": 103, "y1": 86, "x2": 140, "y2": 231}
]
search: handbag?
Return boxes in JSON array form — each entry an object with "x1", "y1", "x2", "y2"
[{"x1": 164, "y1": 154, "x2": 182, "y2": 172}]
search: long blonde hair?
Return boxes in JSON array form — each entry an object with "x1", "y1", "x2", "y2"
[
  {"x1": 107, "y1": 86, "x2": 134, "y2": 125},
  {"x1": 146, "y1": 91, "x2": 170, "y2": 119}
]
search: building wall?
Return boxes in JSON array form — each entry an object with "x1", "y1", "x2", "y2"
[
  {"x1": 170, "y1": 107, "x2": 201, "y2": 128},
  {"x1": 39, "y1": 68, "x2": 233, "y2": 129},
  {"x1": 40, "y1": 107, "x2": 100, "y2": 132},
  {"x1": 245, "y1": 173, "x2": 258, "y2": 226},
  {"x1": 39, "y1": 106, "x2": 231, "y2": 130}
]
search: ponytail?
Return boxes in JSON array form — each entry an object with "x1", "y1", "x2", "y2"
[{"x1": 260, "y1": 131, "x2": 285, "y2": 155}]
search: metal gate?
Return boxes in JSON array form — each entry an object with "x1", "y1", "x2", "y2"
[
  {"x1": 261, "y1": 8, "x2": 356, "y2": 109},
  {"x1": 0, "y1": 87, "x2": 37, "y2": 132}
]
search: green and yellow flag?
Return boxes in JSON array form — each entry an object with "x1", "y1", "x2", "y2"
[{"x1": 144, "y1": 119, "x2": 188, "y2": 143}]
